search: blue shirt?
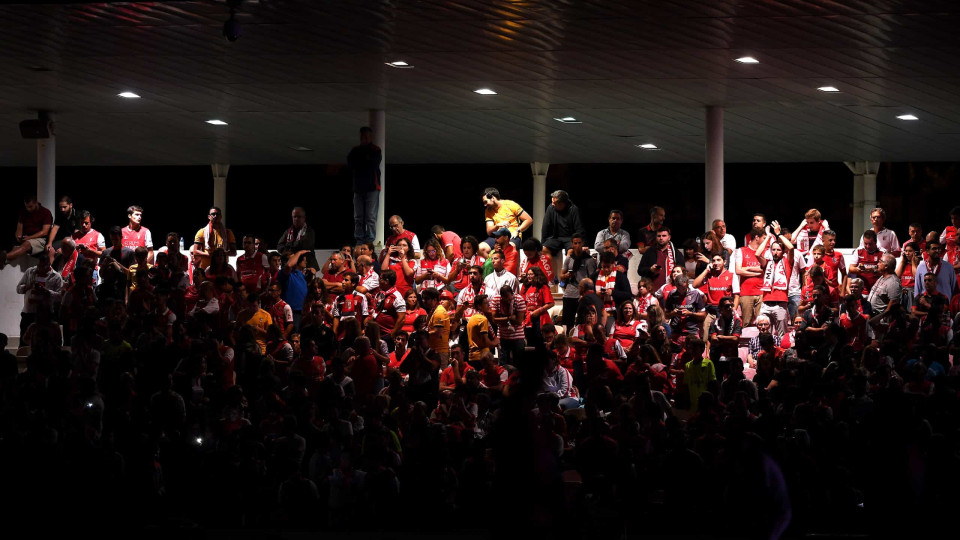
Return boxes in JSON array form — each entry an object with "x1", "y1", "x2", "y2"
[
  {"x1": 914, "y1": 260, "x2": 957, "y2": 299},
  {"x1": 280, "y1": 269, "x2": 308, "y2": 311}
]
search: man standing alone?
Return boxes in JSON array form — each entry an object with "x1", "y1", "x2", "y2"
[{"x1": 348, "y1": 126, "x2": 382, "y2": 245}]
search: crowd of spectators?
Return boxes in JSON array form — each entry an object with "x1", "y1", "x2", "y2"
[{"x1": 2, "y1": 188, "x2": 960, "y2": 537}]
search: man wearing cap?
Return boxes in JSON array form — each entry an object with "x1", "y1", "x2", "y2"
[{"x1": 491, "y1": 228, "x2": 519, "y2": 276}]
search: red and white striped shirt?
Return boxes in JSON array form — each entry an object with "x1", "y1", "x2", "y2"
[{"x1": 492, "y1": 294, "x2": 527, "y2": 341}]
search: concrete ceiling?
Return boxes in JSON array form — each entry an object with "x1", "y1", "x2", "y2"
[{"x1": 1, "y1": 0, "x2": 959, "y2": 165}]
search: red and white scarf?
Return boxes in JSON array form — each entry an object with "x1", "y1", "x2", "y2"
[
  {"x1": 284, "y1": 225, "x2": 306, "y2": 245},
  {"x1": 61, "y1": 249, "x2": 80, "y2": 285},
  {"x1": 761, "y1": 256, "x2": 789, "y2": 292},
  {"x1": 595, "y1": 270, "x2": 617, "y2": 310},
  {"x1": 662, "y1": 242, "x2": 676, "y2": 278},
  {"x1": 796, "y1": 225, "x2": 824, "y2": 253}
]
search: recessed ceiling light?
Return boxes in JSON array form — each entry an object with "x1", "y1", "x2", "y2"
[
  {"x1": 117, "y1": 91, "x2": 141, "y2": 99},
  {"x1": 735, "y1": 56, "x2": 760, "y2": 64},
  {"x1": 554, "y1": 117, "x2": 581, "y2": 124},
  {"x1": 896, "y1": 114, "x2": 919, "y2": 121},
  {"x1": 206, "y1": 119, "x2": 228, "y2": 126},
  {"x1": 637, "y1": 143, "x2": 659, "y2": 150},
  {"x1": 290, "y1": 146, "x2": 313, "y2": 151},
  {"x1": 474, "y1": 88, "x2": 497, "y2": 95},
  {"x1": 385, "y1": 61, "x2": 413, "y2": 68},
  {"x1": 817, "y1": 86, "x2": 839, "y2": 93}
]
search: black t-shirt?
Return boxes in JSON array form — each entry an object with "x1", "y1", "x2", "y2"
[
  {"x1": 101, "y1": 246, "x2": 136, "y2": 268},
  {"x1": 52, "y1": 209, "x2": 83, "y2": 242}
]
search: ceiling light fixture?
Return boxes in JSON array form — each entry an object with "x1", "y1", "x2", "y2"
[
  {"x1": 290, "y1": 146, "x2": 313, "y2": 151},
  {"x1": 735, "y1": 56, "x2": 759, "y2": 64},
  {"x1": 474, "y1": 88, "x2": 497, "y2": 95},
  {"x1": 385, "y1": 61, "x2": 413, "y2": 68},
  {"x1": 206, "y1": 119, "x2": 228, "y2": 126},
  {"x1": 117, "y1": 92, "x2": 141, "y2": 99},
  {"x1": 896, "y1": 114, "x2": 919, "y2": 121},
  {"x1": 637, "y1": 143, "x2": 659, "y2": 150},
  {"x1": 554, "y1": 117, "x2": 581, "y2": 124},
  {"x1": 817, "y1": 86, "x2": 839, "y2": 92}
]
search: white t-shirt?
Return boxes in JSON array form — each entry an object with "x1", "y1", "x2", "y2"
[{"x1": 859, "y1": 228, "x2": 900, "y2": 254}]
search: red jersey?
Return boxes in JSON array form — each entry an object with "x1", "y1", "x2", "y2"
[
  {"x1": 738, "y1": 247, "x2": 764, "y2": 296},
  {"x1": 699, "y1": 269, "x2": 739, "y2": 306},
  {"x1": 452, "y1": 255, "x2": 485, "y2": 290},
  {"x1": 611, "y1": 320, "x2": 641, "y2": 351},
  {"x1": 501, "y1": 244, "x2": 519, "y2": 277},
  {"x1": 374, "y1": 287, "x2": 406, "y2": 335},
  {"x1": 519, "y1": 253, "x2": 555, "y2": 283},
  {"x1": 942, "y1": 226, "x2": 959, "y2": 267},
  {"x1": 121, "y1": 226, "x2": 151, "y2": 249},
  {"x1": 853, "y1": 248, "x2": 882, "y2": 291},
  {"x1": 522, "y1": 284, "x2": 553, "y2": 328},
  {"x1": 236, "y1": 253, "x2": 268, "y2": 293},
  {"x1": 439, "y1": 362, "x2": 474, "y2": 388},
  {"x1": 390, "y1": 261, "x2": 416, "y2": 296},
  {"x1": 822, "y1": 251, "x2": 845, "y2": 288},
  {"x1": 839, "y1": 312, "x2": 869, "y2": 352}
]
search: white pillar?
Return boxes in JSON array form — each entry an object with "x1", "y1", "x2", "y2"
[
  {"x1": 37, "y1": 112, "x2": 55, "y2": 211},
  {"x1": 844, "y1": 161, "x2": 879, "y2": 246},
  {"x1": 705, "y1": 106, "x2": 724, "y2": 231},
  {"x1": 531, "y1": 162, "x2": 549, "y2": 240},
  {"x1": 369, "y1": 109, "x2": 386, "y2": 246},
  {"x1": 212, "y1": 163, "x2": 229, "y2": 223}
]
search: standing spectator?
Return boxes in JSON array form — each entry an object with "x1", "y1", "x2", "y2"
[
  {"x1": 636, "y1": 206, "x2": 665, "y2": 255},
  {"x1": 664, "y1": 274, "x2": 706, "y2": 343},
  {"x1": 15, "y1": 256, "x2": 63, "y2": 338},
  {"x1": 236, "y1": 235, "x2": 269, "y2": 294},
  {"x1": 789, "y1": 208, "x2": 829, "y2": 258},
  {"x1": 541, "y1": 190, "x2": 586, "y2": 257},
  {"x1": 430, "y1": 225, "x2": 462, "y2": 262},
  {"x1": 277, "y1": 207, "x2": 318, "y2": 270},
  {"x1": 1, "y1": 195, "x2": 53, "y2": 269},
  {"x1": 638, "y1": 227, "x2": 683, "y2": 292},
  {"x1": 755, "y1": 223, "x2": 796, "y2": 337},
  {"x1": 735, "y1": 228, "x2": 766, "y2": 326},
  {"x1": 348, "y1": 126, "x2": 382, "y2": 245},
  {"x1": 522, "y1": 266, "x2": 554, "y2": 340},
  {"x1": 192, "y1": 206, "x2": 236, "y2": 269},
  {"x1": 819, "y1": 229, "x2": 846, "y2": 289},
  {"x1": 560, "y1": 234, "x2": 596, "y2": 329},
  {"x1": 595, "y1": 209, "x2": 631, "y2": 254},
  {"x1": 712, "y1": 218, "x2": 736, "y2": 251},
  {"x1": 482, "y1": 250, "x2": 519, "y2": 300},
  {"x1": 380, "y1": 215, "x2": 421, "y2": 265},
  {"x1": 280, "y1": 250, "x2": 312, "y2": 331},
  {"x1": 380, "y1": 237, "x2": 416, "y2": 296},
  {"x1": 941, "y1": 207, "x2": 960, "y2": 276},
  {"x1": 121, "y1": 205, "x2": 154, "y2": 263},
  {"x1": 848, "y1": 229, "x2": 883, "y2": 293},
  {"x1": 914, "y1": 240, "x2": 956, "y2": 299},
  {"x1": 491, "y1": 285, "x2": 527, "y2": 367},
  {"x1": 859, "y1": 207, "x2": 901, "y2": 256},
  {"x1": 421, "y1": 288, "x2": 450, "y2": 368},
  {"x1": 693, "y1": 253, "x2": 740, "y2": 341},
  {"x1": 374, "y1": 269, "x2": 406, "y2": 339},
  {"x1": 481, "y1": 187, "x2": 532, "y2": 252},
  {"x1": 896, "y1": 242, "x2": 920, "y2": 311},
  {"x1": 414, "y1": 239, "x2": 452, "y2": 292},
  {"x1": 467, "y1": 295, "x2": 499, "y2": 364}
]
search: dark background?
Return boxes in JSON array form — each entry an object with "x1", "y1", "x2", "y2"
[{"x1": 1, "y1": 161, "x2": 955, "y2": 252}]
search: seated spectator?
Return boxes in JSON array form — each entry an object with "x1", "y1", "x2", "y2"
[
  {"x1": 448, "y1": 236, "x2": 485, "y2": 294},
  {"x1": 595, "y1": 209, "x2": 631, "y2": 254},
  {"x1": 481, "y1": 187, "x2": 532, "y2": 252},
  {"x1": 521, "y1": 265, "x2": 555, "y2": 340},
  {"x1": 380, "y1": 237, "x2": 416, "y2": 296},
  {"x1": 399, "y1": 289, "x2": 426, "y2": 335},
  {"x1": 1, "y1": 195, "x2": 53, "y2": 269},
  {"x1": 860, "y1": 207, "x2": 901, "y2": 256},
  {"x1": 541, "y1": 190, "x2": 585, "y2": 256},
  {"x1": 790, "y1": 208, "x2": 829, "y2": 257},
  {"x1": 848, "y1": 229, "x2": 883, "y2": 293},
  {"x1": 192, "y1": 206, "x2": 236, "y2": 269},
  {"x1": 635, "y1": 206, "x2": 665, "y2": 255},
  {"x1": 121, "y1": 204, "x2": 154, "y2": 262},
  {"x1": 205, "y1": 247, "x2": 237, "y2": 283},
  {"x1": 430, "y1": 224, "x2": 462, "y2": 262},
  {"x1": 711, "y1": 218, "x2": 736, "y2": 252},
  {"x1": 519, "y1": 238, "x2": 555, "y2": 284},
  {"x1": 414, "y1": 239, "x2": 451, "y2": 291}
]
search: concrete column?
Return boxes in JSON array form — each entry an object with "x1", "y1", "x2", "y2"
[
  {"x1": 37, "y1": 112, "x2": 55, "y2": 211},
  {"x1": 705, "y1": 106, "x2": 724, "y2": 231},
  {"x1": 844, "y1": 161, "x2": 879, "y2": 245},
  {"x1": 212, "y1": 163, "x2": 229, "y2": 223},
  {"x1": 531, "y1": 162, "x2": 549, "y2": 240},
  {"x1": 369, "y1": 109, "x2": 386, "y2": 245}
]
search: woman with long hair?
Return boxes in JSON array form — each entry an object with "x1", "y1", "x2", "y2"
[
  {"x1": 701, "y1": 230, "x2": 731, "y2": 268},
  {"x1": 382, "y1": 237, "x2": 416, "y2": 295},
  {"x1": 449, "y1": 236, "x2": 485, "y2": 293},
  {"x1": 400, "y1": 289, "x2": 427, "y2": 334},
  {"x1": 521, "y1": 265, "x2": 555, "y2": 341},
  {"x1": 205, "y1": 247, "x2": 237, "y2": 282},
  {"x1": 414, "y1": 238, "x2": 452, "y2": 291},
  {"x1": 610, "y1": 300, "x2": 642, "y2": 351}
]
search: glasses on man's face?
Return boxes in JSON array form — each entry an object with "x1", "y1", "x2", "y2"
[
  {"x1": 757, "y1": 323, "x2": 770, "y2": 328},
  {"x1": 209, "y1": 212, "x2": 219, "y2": 216}
]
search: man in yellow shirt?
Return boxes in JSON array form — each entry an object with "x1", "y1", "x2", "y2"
[
  {"x1": 481, "y1": 187, "x2": 532, "y2": 256},
  {"x1": 238, "y1": 293, "x2": 273, "y2": 354},
  {"x1": 682, "y1": 338, "x2": 717, "y2": 413},
  {"x1": 467, "y1": 294, "x2": 499, "y2": 365},
  {"x1": 192, "y1": 206, "x2": 237, "y2": 269},
  {"x1": 422, "y1": 288, "x2": 450, "y2": 368}
]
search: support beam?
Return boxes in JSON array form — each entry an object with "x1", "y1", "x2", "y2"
[
  {"x1": 531, "y1": 162, "x2": 549, "y2": 241},
  {"x1": 705, "y1": 106, "x2": 724, "y2": 231},
  {"x1": 212, "y1": 163, "x2": 229, "y2": 223},
  {"x1": 369, "y1": 109, "x2": 386, "y2": 246},
  {"x1": 844, "y1": 161, "x2": 879, "y2": 246},
  {"x1": 37, "y1": 111, "x2": 55, "y2": 211}
]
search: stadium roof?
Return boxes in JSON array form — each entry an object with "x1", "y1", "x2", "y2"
[{"x1": 1, "y1": 0, "x2": 959, "y2": 165}]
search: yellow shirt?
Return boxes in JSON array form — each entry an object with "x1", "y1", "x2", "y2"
[
  {"x1": 467, "y1": 313, "x2": 490, "y2": 362},
  {"x1": 485, "y1": 200, "x2": 525, "y2": 237},
  {"x1": 194, "y1": 226, "x2": 236, "y2": 268},
  {"x1": 126, "y1": 263, "x2": 154, "y2": 292},
  {"x1": 683, "y1": 357, "x2": 716, "y2": 413},
  {"x1": 242, "y1": 308, "x2": 273, "y2": 354},
  {"x1": 429, "y1": 304, "x2": 450, "y2": 353}
]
